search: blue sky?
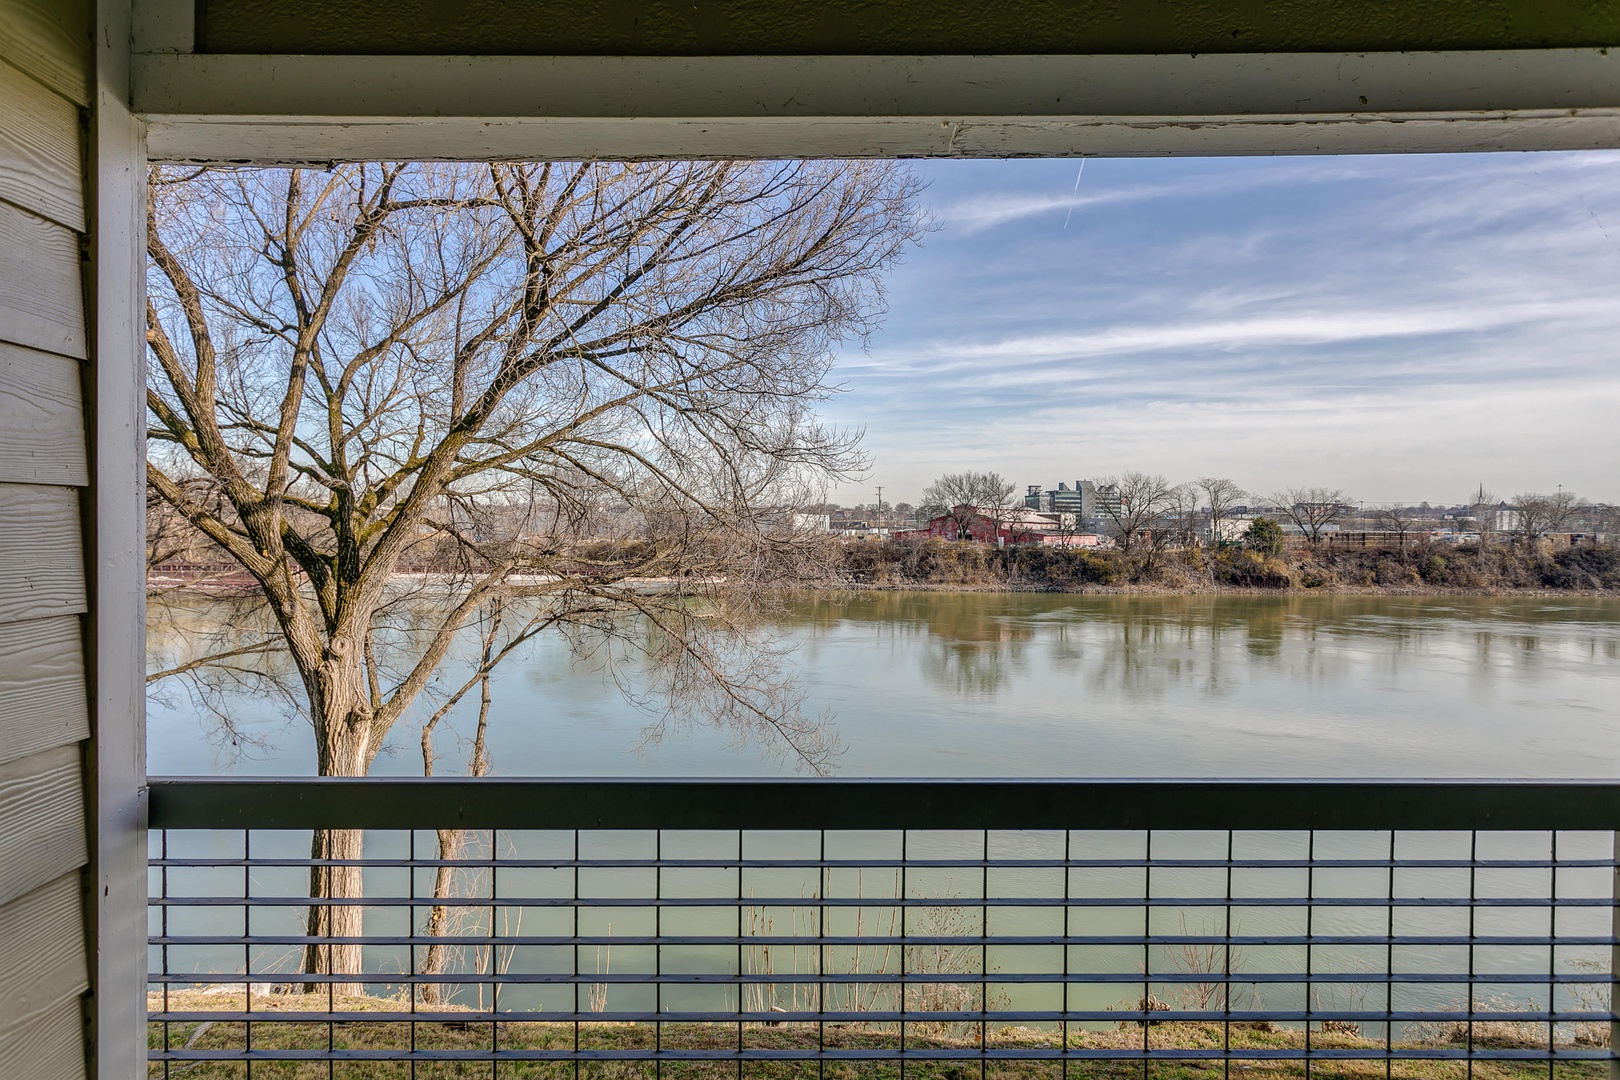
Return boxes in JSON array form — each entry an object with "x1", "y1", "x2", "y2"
[{"x1": 822, "y1": 152, "x2": 1620, "y2": 507}]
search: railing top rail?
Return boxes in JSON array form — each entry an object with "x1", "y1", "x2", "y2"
[{"x1": 146, "y1": 777, "x2": 1620, "y2": 832}]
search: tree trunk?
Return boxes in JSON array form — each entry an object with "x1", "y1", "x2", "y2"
[
  {"x1": 417, "y1": 828, "x2": 461, "y2": 1005},
  {"x1": 302, "y1": 641, "x2": 376, "y2": 983},
  {"x1": 303, "y1": 826, "x2": 365, "y2": 984},
  {"x1": 420, "y1": 657, "x2": 495, "y2": 1003}
]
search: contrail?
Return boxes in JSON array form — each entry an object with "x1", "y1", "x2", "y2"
[{"x1": 1062, "y1": 159, "x2": 1086, "y2": 229}]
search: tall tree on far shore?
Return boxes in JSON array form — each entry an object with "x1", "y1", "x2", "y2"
[
  {"x1": 145, "y1": 160, "x2": 924, "y2": 975},
  {"x1": 1371, "y1": 503, "x2": 1422, "y2": 552},
  {"x1": 1197, "y1": 477, "x2": 1247, "y2": 546},
  {"x1": 1164, "y1": 483, "x2": 1202, "y2": 549},
  {"x1": 919, "y1": 471, "x2": 1017, "y2": 539},
  {"x1": 1510, "y1": 490, "x2": 1584, "y2": 543},
  {"x1": 1272, "y1": 486, "x2": 1351, "y2": 543},
  {"x1": 1096, "y1": 471, "x2": 1176, "y2": 555}
]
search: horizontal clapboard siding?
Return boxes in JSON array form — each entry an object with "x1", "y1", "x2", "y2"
[
  {"x1": 0, "y1": 615, "x2": 88, "y2": 767},
  {"x1": 0, "y1": 343, "x2": 88, "y2": 485},
  {"x1": 0, "y1": 198, "x2": 86, "y2": 360},
  {"x1": 0, "y1": 482, "x2": 85, "y2": 622},
  {"x1": 0, "y1": 993, "x2": 85, "y2": 1080},
  {"x1": 0, "y1": 873, "x2": 88, "y2": 1027},
  {"x1": 0, "y1": 3, "x2": 91, "y2": 1077},
  {"x1": 0, "y1": 57, "x2": 84, "y2": 232},
  {"x1": 0, "y1": 0, "x2": 91, "y2": 106},
  {"x1": 0, "y1": 744, "x2": 87, "y2": 908}
]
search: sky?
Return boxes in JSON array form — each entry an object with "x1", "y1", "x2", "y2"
[{"x1": 819, "y1": 152, "x2": 1620, "y2": 508}]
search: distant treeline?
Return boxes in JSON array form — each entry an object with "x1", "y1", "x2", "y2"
[{"x1": 839, "y1": 537, "x2": 1620, "y2": 592}]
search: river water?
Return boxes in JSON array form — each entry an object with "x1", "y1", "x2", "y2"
[
  {"x1": 146, "y1": 593, "x2": 1620, "y2": 1032},
  {"x1": 148, "y1": 592, "x2": 1620, "y2": 779}
]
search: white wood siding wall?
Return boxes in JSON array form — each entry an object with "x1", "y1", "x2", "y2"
[{"x1": 0, "y1": 0, "x2": 94, "y2": 1075}]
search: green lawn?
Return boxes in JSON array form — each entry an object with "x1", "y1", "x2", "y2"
[{"x1": 148, "y1": 992, "x2": 1608, "y2": 1080}]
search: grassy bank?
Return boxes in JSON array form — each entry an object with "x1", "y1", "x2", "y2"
[
  {"x1": 839, "y1": 539, "x2": 1620, "y2": 594},
  {"x1": 148, "y1": 992, "x2": 1605, "y2": 1079}
]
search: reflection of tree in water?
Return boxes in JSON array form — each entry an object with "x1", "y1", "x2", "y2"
[
  {"x1": 793, "y1": 593, "x2": 1453, "y2": 704},
  {"x1": 1243, "y1": 605, "x2": 1286, "y2": 658},
  {"x1": 146, "y1": 592, "x2": 302, "y2": 759},
  {"x1": 153, "y1": 590, "x2": 843, "y2": 773},
  {"x1": 1460, "y1": 599, "x2": 1620, "y2": 701},
  {"x1": 794, "y1": 593, "x2": 1040, "y2": 699},
  {"x1": 918, "y1": 636, "x2": 1031, "y2": 698}
]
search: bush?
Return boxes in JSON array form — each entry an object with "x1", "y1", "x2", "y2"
[
  {"x1": 1243, "y1": 517, "x2": 1285, "y2": 558},
  {"x1": 1541, "y1": 545, "x2": 1620, "y2": 589},
  {"x1": 1002, "y1": 545, "x2": 1121, "y2": 587},
  {"x1": 1298, "y1": 565, "x2": 1334, "y2": 589},
  {"x1": 1212, "y1": 549, "x2": 1293, "y2": 588}
]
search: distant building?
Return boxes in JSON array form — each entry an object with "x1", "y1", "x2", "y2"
[
  {"x1": 1092, "y1": 483, "x2": 1123, "y2": 519},
  {"x1": 1023, "y1": 480, "x2": 1111, "y2": 520},
  {"x1": 759, "y1": 511, "x2": 831, "y2": 535},
  {"x1": 834, "y1": 520, "x2": 890, "y2": 539},
  {"x1": 1487, "y1": 504, "x2": 1523, "y2": 533},
  {"x1": 1034, "y1": 532, "x2": 1108, "y2": 548},
  {"x1": 1208, "y1": 516, "x2": 1255, "y2": 543},
  {"x1": 895, "y1": 505, "x2": 1107, "y2": 547}
]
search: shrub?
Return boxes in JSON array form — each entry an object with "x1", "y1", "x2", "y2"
[
  {"x1": 1243, "y1": 517, "x2": 1285, "y2": 558},
  {"x1": 1542, "y1": 545, "x2": 1620, "y2": 589},
  {"x1": 1213, "y1": 549, "x2": 1293, "y2": 588},
  {"x1": 1001, "y1": 545, "x2": 1121, "y2": 587}
]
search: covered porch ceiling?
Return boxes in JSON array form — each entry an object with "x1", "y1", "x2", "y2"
[{"x1": 131, "y1": 0, "x2": 1620, "y2": 161}]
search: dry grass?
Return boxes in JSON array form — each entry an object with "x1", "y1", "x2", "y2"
[{"x1": 147, "y1": 991, "x2": 1607, "y2": 1080}]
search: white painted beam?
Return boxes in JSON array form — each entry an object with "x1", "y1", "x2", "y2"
[
  {"x1": 133, "y1": 49, "x2": 1620, "y2": 161},
  {"x1": 143, "y1": 110, "x2": 1620, "y2": 163}
]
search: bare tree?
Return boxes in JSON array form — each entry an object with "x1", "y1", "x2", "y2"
[
  {"x1": 1272, "y1": 486, "x2": 1351, "y2": 544},
  {"x1": 1510, "y1": 490, "x2": 1585, "y2": 544},
  {"x1": 416, "y1": 598, "x2": 503, "y2": 1002},
  {"x1": 1197, "y1": 477, "x2": 1247, "y2": 546},
  {"x1": 1371, "y1": 503, "x2": 1422, "y2": 553},
  {"x1": 145, "y1": 161, "x2": 923, "y2": 975},
  {"x1": 146, "y1": 482, "x2": 197, "y2": 572},
  {"x1": 1096, "y1": 471, "x2": 1176, "y2": 555},
  {"x1": 918, "y1": 471, "x2": 1016, "y2": 540},
  {"x1": 1585, "y1": 502, "x2": 1620, "y2": 542},
  {"x1": 1164, "y1": 483, "x2": 1201, "y2": 549}
]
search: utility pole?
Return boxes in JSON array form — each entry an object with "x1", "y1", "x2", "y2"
[{"x1": 875, "y1": 486, "x2": 884, "y2": 514}]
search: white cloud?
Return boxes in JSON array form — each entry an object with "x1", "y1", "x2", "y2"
[
  {"x1": 830, "y1": 153, "x2": 1620, "y2": 502},
  {"x1": 928, "y1": 159, "x2": 1399, "y2": 235},
  {"x1": 852, "y1": 298, "x2": 1613, "y2": 384}
]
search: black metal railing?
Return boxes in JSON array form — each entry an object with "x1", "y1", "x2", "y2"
[{"x1": 147, "y1": 779, "x2": 1620, "y2": 1077}]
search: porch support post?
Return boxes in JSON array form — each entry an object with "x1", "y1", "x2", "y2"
[{"x1": 89, "y1": 0, "x2": 148, "y2": 1075}]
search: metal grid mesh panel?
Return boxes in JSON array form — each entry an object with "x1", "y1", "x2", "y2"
[{"x1": 146, "y1": 783, "x2": 1620, "y2": 1078}]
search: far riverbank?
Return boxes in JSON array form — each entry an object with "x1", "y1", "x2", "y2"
[
  {"x1": 148, "y1": 539, "x2": 1618, "y2": 598},
  {"x1": 840, "y1": 537, "x2": 1620, "y2": 594}
]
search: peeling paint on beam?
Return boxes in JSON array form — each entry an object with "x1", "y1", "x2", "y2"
[{"x1": 144, "y1": 112, "x2": 1620, "y2": 165}]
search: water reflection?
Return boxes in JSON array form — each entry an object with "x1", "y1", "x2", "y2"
[{"x1": 149, "y1": 592, "x2": 1620, "y2": 779}]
